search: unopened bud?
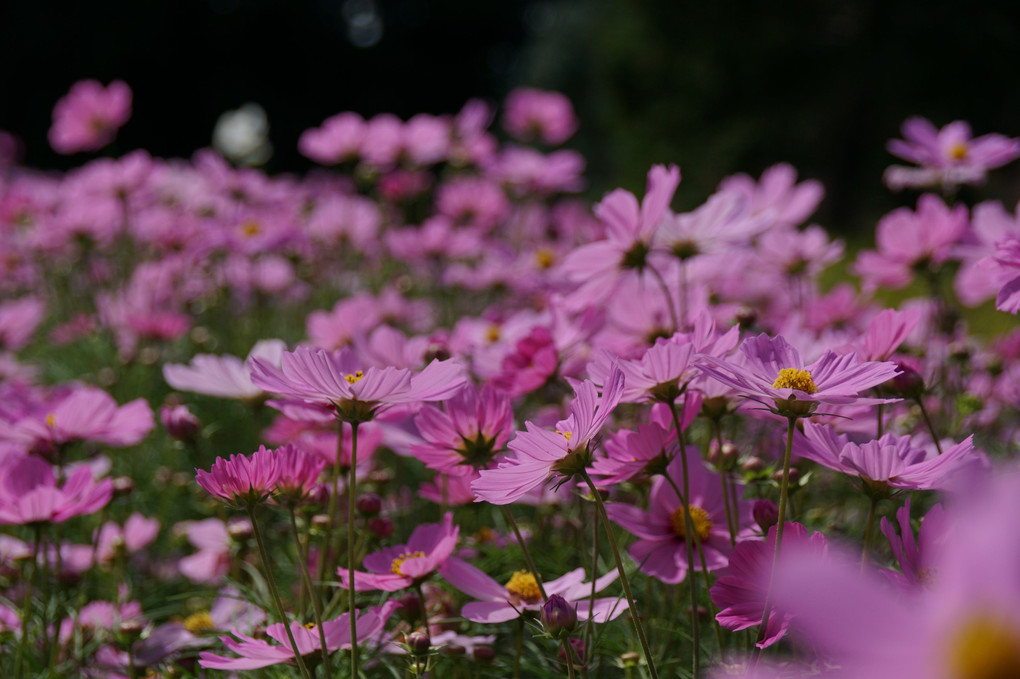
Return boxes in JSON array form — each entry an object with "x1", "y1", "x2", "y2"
[
  {"x1": 473, "y1": 646, "x2": 496, "y2": 664},
  {"x1": 620, "y1": 651, "x2": 641, "y2": 667},
  {"x1": 741, "y1": 456, "x2": 764, "y2": 473},
  {"x1": 773, "y1": 466, "x2": 799, "y2": 485},
  {"x1": 407, "y1": 629, "x2": 431, "y2": 655},
  {"x1": 541, "y1": 594, "x2": 577, "y2": 638},
  {"x1": 708, "y1": 440, "x2": 738, "y2": 469},
  {"x1": 112, "y1": 476, "x2": 135, "y2": 497},
  {"x1": 160, "y1": 404, "x2": 200, "y2": 441},
  {"x1": 753, "y1": 499, "x2": 779, "y2": 532},
  {"x1": 356, "y1": 493, "x2": 382, "y2": 516},
  {"x1": 367, "y1": 517, "x2": 393, "y2": 539}
]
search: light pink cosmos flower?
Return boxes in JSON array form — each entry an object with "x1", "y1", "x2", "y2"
[
  {"x1": 472, "y1": 367, "x2": 625, "y2": 505},
  {"x1": 176, "y1": 517, "x2": 250, "y2": 585},
  {"x1": 697, "y1": 333, "x2": 900, "y2": 419},
  {"x1": 0, "y1": 454, "x2": 112, "y2": 525},
  {"x1": 442, "y1": 559, "x2": 627, "y2": 624},
  {"x1": 879, "y1": 499, "x2": 950, "y2": 594},
  {"x1": 412, "y1": 384, "x2": 513, "y2": 476},
  {"x1": 953, "y1": 200, "x2": 1020, "y2": 307},
  {"x1": 502, "y1": 88, "x2": 579, "y2": 146},
  {"x1": 250, "y1": 345, "x2": 466, "y2": 423},
  {"x1": 163, "y1": 340, "x2": 286, "y2": 400},
  {"x1": 0, "y1": 297, "x2": 46, "y2": 352},
  {"x1": 590, "y1": 402, "x2": 698, "y2": 485},
  {"x1": 195, "y1": 446, "x2": 281, "y2": 508},
  {"x1": 718, "y1": 163, "x2": 823, "y2": 229},
  {"x1": 94, "y1": 513, "x2": 160, "y2": 565},
  {"x1": 993, "y1": 233, "x2": 1020, "y2": 314},
  {"x1": 338, "y1": 513, "x2": 458, "y2": 592},
  {"x1": 605, "y1": 454, "x2": 752, "y2": 584},
  {"x1": 199, "y1": 602, "x2": 397, "y2": 670},
  {"x1": 795, "y1": 421, "x2": 983, "y2": 492},
  {"x1": 298, "y1": 112, "x2": 365, "y2": 165},
  {"x1": 49, "y1": 80, "x2": 132, "y2": 154},
  {"x1": 710, "y1": 522, "x2": 828, "y2": 648},
  {"x1": 884, "y1": 117, "x2": 1020, "y2": 190}
]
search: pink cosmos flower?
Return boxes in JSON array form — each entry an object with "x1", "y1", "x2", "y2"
[
  {"x1": 605, "y1": 453, "x2": 752, "y2": 584},
  {"x1": 0, "y1": 296, "x2": 46, "y2": 352},
  {"x1": 502, "y1": 88, "x2": 579, "y2": 146},
  {"x1": 795, "y1": 421, "x2": 982, "y2": 492},
  {"x1": 176, "y1": 517, "x2": 250, "y2": 585},
  {"x1": 441, "y1": 559, "x2": 627, "y2": 624},
  {"x1": 411, "y1": 384, "x2": 513, "y2": 476},
  {"x1": 718, "y1": 163, "x2": 823, "y2": 229},
  {"x1": 472, "y1": 367, "x2": 625, "y2": 505},
  {"x1": 338, "y1": 512, "x2": 458, "y2": 591},
  {"x1": 195, "y1": 446, "x2": 281, "y2": 508},
  {"x1": 199, "y1": 602, "x2": 397, "y2": 670},
  {"x1": 710, "y1": 522, "x2": 828, "y2": 648},
  {"x1": 697, "y1": 333, "x2": 900, "y2": 418},
  {"x1": 298, "y1": 112, "x2": 365, "y2": 165},
  {"x1": 94, "y1": 513, "x2": 160, "y2": 565},
  {"x1": 49, "y1": 80, "x2": 132, "y2": 154},
  {"x1": 884, "y1": 117, "x2": 1020, "y2": 189},
  {"x1": 879, "y1": 499, "x2": 950, "y2": 593},
  {"x1": 272, "y1": 443, "x2": 326, "y2": 504},
  {"x1": 590, "y1": 402, "x2": 698, "y2": 484},
  {"x1": 163, "y1": 339, "x2": 286, "y2": 400},
  {"x1": 993, "y1": 233, "x2": 1020, "y2": 314},
  {"x1": 0, "y1": 454, "x2": 112, "y2": 525},
  {"x1": 250, "y1": 345, "x2": 466, "y2": 423}
]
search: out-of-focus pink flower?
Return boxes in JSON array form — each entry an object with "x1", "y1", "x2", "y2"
[
  {"x1": 884, "y1": 117, "x2": 1020, "y2": 190},
  {"x1": 160, "y1": 403, "x2": 200, "y2": 441},
  {"x1": 272, "y1": 443, "x2": 325, "y2": 504},
  {"x1": 49, "y1": 80, "x2": 132, "y2": 154},
  {"x1": 163, "y1": 339, "x2": 286, "y2": 400},
  {"x1": 338, "y1": 513, "x2": 458, "y2": 591},
  {"x1": 176, "y1": 517, "x2": 248, "y2": 584},
  {"x1": 0, "y1": 454, "x2": 112, "y2": 525},
  {"x1": 503, "y1": 88, "x2": 578, "y2": 146},
  {"x1": 199, "y1": 602, "x2": 397, "y2": 670},
  {"x1": 95, "y1": 513, "x2": 160, "y2": 565},
  {"x1": 718, "y1": 163, "x2": 823, "y2": 230},
  {"x1": 0, "y1": 297, "x2": 46, "y2": 352},
  {"x1": 195, "y1": 446, "x2": 281, "y2": 508},
  {"x1": 879, "y1": 499, "x2": 950, "y2": 593},
  {"x1": 298, "y1": 112, "x2": 365, "y2": 165}
]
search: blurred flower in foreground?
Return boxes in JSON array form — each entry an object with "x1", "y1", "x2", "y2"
[
  {"x1": 213, "y1": 103, "x2": 273, "y2": 166},
  {"x1": 49, "y1": 79, "x2": 132, "y2": 154}
]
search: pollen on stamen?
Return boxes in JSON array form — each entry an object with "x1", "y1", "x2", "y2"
[
  {"x1": 345, "y1": 370, "x2": 365, "y2": 385},
  {"x1": 45, "y1": 413, "x2": 56, "y2": 428},
  {"x1": 948, "y1": 142, "x2": 969, "y2": 161},
  {"x1": 669, "y1": 505, "x2": 713, "y2": 542},
  {"x1": 504, "y1": 570, "x2": 542, "y2": 604},
  {"x1": 772, "y1": 368, "x2": 818, "y2": 394},
  {"x1": 183, "y1": 611, "x2": 215, "y2": 634},
  {"x1": 390, "y1": 550, "x2": 426, "y2": 575},
  {"x1": 555, "y1": 430, "x2": 572, "y2": 441}
]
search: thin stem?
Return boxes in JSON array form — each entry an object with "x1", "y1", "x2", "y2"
[
  {"x1": 513, "y1": 617, "x2": 523, "y2": 679},
  {"x1": 584, "y1": 501, "x2": 599, "y2": 668},
  {"x1": 915, "y1": 397, "x2": 944, "y2": 455},
  {"x1": 876, "y1": 402, "x2": 884, "y2": 439},
  {"x1": 861, "y1": 495, "x2": 879, "y2": 571},
  {"x1": 348, "y1": 421, "x2": 361, "y2": 679},
  {"x1": 752, "y1": 417, "x2": 796, "y2": 661},
  {"x1": 580, "y1": 470, "x2": 660, "y2": 679},
  {"x1": 247, "y1": 506, "x2": 313, "y2": 679},
  {"x1": 290, "y1": 508, "x2": 331, "y2": 676},
  {"x1": 501, "y1": 506, "x2": 548, "y2": 600},
  {"x1": 16, "y1": 526, "x2": 42, "y2": 679},
  {"x1": 713, "y1": 419, "x2": 737, "y2": 546},
  {"x1": 319, "y1": 420, "x2": 345, "y2": 592},
  {"x1": 646, "y1": 263, "x2": 679, "y2": 334},
  {"x1": 563, "y1": 639, "x2": 578, "y2": 679},
  {"x1": 668, "y1": 400, "x2": 700, "y2": 677}
]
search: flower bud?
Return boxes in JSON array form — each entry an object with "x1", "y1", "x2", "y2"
[
  {"x1": 356, "y1": 493, "x2": 382, "y2": 516},
  {"x1": 368, "y1": 517, "x2": 394, "y2": 539},
  {"x1": 112, "y1": 476, "x2": 135, "y2": 498},
  {"x1": 160, "y1": 404, "x2": 201, "y2": 441},
  {"x1": 473, "y1": 646, "x2": 496, "y2": 664},
  {"x1": 407, "y1": 629, "x2": 431, "y2": 656},
  {"x1": 753, "y1": 499, "x2": 779, "y2": 532},
  {"x1": 541, "y1": 594, "x2": 577, "y2": 638}
]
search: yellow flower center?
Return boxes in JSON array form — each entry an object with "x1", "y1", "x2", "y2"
[
  {"x1": 475, "y1": 526, "x2": 496, "y2": 544},
  {"x1": 670, "y1": 505, "x2": 713, "y2": 542},
  {"x1": 240, "y1": 220, "x2": 261, "y2": 238},
  {"x1": 45, "y1": 413, "x2": 56, "y2": 428},
  {"x1": 556, "y1": 430, "x2": 572, "y2": 442},
  {"x1": 486, "y1": 325, "x2": 501, "y2": 343},
  {"x1": 949, "y1": 142, "x2": 969, "y2": 161},
  {"x1": 946, "y1": 614, "x2": 1020, "y2": 679},
  {"x1": 390, "y1": 550, "x2": 426, "y2": 575},
  {"x1": 303, "y1": 622, "x2": 316, "y2": 630},
  {"x1": 345, "y1": 370, "x2": 365, "y2": 384},
  {"x1": 183, "y1": 611, "x2": 215, "y2": 634},
  {"x1": 504, "y1": 570, "x2": 542, "y2": 604},
  {"x1": 772, "y1": 368, "x2": 818, "y2": 394},
  {"x1": 534, "y1": 247, "x2": 556, "y2": 269}
]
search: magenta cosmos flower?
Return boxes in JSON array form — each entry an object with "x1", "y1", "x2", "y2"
[
  {"x1": 250, "y1": 345, "x2": 466, "y2": 422},
  {"x1": 709, "y1": 522, "x2": 828, "y2": 648},
  {"x1": 0, "y1": 454, "x2": 112, "y2": 525},
  {"x1": 879, "y1": 499, "x2": 950, "y2": 594},
  {"x1": 195, "y1": 446, "x2": 281, "y2": 508},
  {"x1": 199, "y1": 602, "x2": 396, "y2": 670},
  {"x1": 697, "y1": 333, "x2": 900, "y2": 418},
  {"x1": 472, "y1": 367, "x2": 625, "y2": 505},
  {"x1": 338, "y1": 512, "x2": 459, "y2": 592},
  {"x1": 411, "y1": 384, "x2": 513, "y2": 476},
  {"x1": 795, "y1": 421, "x2": 982, "y2": 493},
  {"x1": 441, "y1": 559, "x2": 628, "y2": 624},
  {"x1": 49, "y1": 79, "x2": 132, "y2": 154},
  {"x1": 606, "y1": 454, "x2": 753, "y2": 584}
]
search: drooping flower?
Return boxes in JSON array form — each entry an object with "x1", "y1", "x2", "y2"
[
  {"x1": 709, "y1": 522, "x2": 828, "y2": 648},
  {"x1": 338, "y1": 513, "x2": 459, "y2": 592},
  {"x1": 440, "y1": 559, "x2": 627, "y2": 625},
  {"x1": 697, "y1": 333, "x2": 901, "y2": 418},
  {"x1": 49, "y1": 80, "x2": 132, "y2": 154},
  {"x1": 198, "y1": 602, "x2": 397, "y2": 670},
  {"x1": 249, "y1": 345, "x2": 466, "y2": 423},
  {"x1": 605, "y1": 453, "x2": 753, "y2": 584},
  {"x1": 472, "y1": 367, "x2": 625, "y2": 505}
]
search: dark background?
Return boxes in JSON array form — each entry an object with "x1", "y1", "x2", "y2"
[{"x1": 2, "y1": 0, "x2": 1019, "y2": 236}]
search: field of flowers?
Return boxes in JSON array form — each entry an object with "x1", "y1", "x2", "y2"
[{"x1": 2, "y1": 80, "x2": 1020, "y2": 678}]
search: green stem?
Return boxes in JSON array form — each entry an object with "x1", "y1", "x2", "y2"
[
  {"x1": 513, "y1": 617, "x2": 523, "y2": 679},
  {"x1": 647, "y1": 263, "x2": 679, "y2": 334},
  {"x1": 320, "y1": 420, "x2": 345, "y2": 592},
  {"x1": 584, "y1": 501, "x2": 599, "y2": 668},
  {"x1": 348, "y1": 421, "x2": 360, "y2": 679},
  {"x1": 563, "y1": 638, "x2": 578, "y2": 679},
  {"x1": 247, "y1": 506, "x2": 313, "y2": 679},
  {"x1": 290, "y1": 508, "x2": 331, "y2": 676},
  {"x1": 876, "y1": 402, "x2": 884, "y2": 439},
  {"x1": 752, "y1": 417, "x2": 796, "y2": 661},
  {"x1": 580, "y1": 470, "x2": 660, "y2": 679},
  {"x1": 861, "y1": 495, "x2": 879, "y2": 570},
  {"x1": 712, "y1": 419, "x2": 737, "y2": 546},
  {"x1": 16, "y1": 525, "x2": 42, "y2": 679},
  {"x1": 915, "y1": 397, "x2": 944, "y2": 455},
  {"x1": 501, "y1": 506, "x2": 548, "y2": 600},
  {"x1": 668, "y1": 400, "x2": 700, "y2": 677}
]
